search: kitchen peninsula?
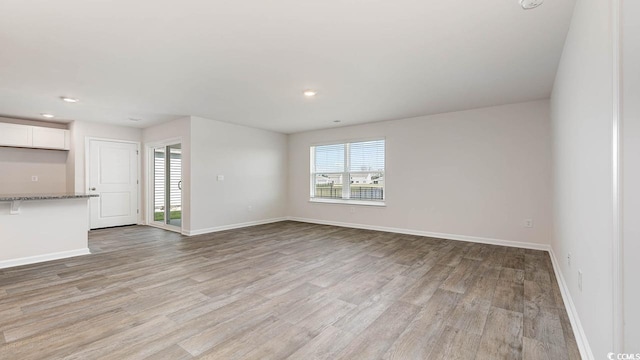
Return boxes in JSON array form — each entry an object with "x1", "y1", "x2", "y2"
[{"x1": 0, "y1": 193, "x2": 98, "y2": 268}]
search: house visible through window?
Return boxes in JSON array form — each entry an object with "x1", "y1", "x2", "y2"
[{"x1": 310, "y1": 139, "x2": 385, "y2": 203}]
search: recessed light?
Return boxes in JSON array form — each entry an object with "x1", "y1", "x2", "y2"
[
  {"x1": 333, "y1": 120, "x2": 341, "y2": 123},
  {"x1": 303, "y1": 90, "x2": 317, "y2": 97},
  {"x1": 128, "y1": 118, "x2": 141, "y2": 122},
  {"x1": 41, "y1": 113, "x2": 55, "y2": 118},
  {"x1": 520, "y1": 0, "x2": 543, "y2": 9},
  {"x1": 60, "y1": 96, "x2": 79, "y2": 103}
]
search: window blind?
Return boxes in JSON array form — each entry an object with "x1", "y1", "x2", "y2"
[
  {"x1": 349, "y1": 140, "x2": 385, "y2": 172},
  {"x1": 314, "y1": 143, "x2": 345, "y2": 173},
  {"x1": 311, "y1": 139, "x2": 385, "y2": 202}
]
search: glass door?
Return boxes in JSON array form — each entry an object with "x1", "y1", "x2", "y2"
[
  {"x1": 152, "y1": 143, "x2": 182, "y2": 229},
  {"x1": 168, "y1": 144, "x2": 182, "y2": 227}
]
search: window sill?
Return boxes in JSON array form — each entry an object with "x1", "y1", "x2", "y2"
[{"x1": 309, "y1": 198, "x2": 386, "y2": 207}]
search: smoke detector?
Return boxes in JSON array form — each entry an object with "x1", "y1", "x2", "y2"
[{"x1": 520, "y1": 0, "x2": 543, "y2": 9}]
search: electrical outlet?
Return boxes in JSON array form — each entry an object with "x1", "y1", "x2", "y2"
[
  {"x1": 567, "y1": 253, "x2": 571, "y2": 267},
  {"x1": 578, "y1": 270, "x2": 583, "y2": 291},
  {"x1": 247, "y1": 205, "x2": 253, "y2": 212},
  {"x1": 524, "y1": 219, "x2": 533, "y2": 228},
  {"x1": 31, "y1": 176, "x2": 38, "y2": 182},
  {"x1": 217, "y1": 175, "x2": 224, "y2": 181}
]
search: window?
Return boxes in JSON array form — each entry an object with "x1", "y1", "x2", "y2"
[{"x1": 310, "y1": 139, "x2": 385, "y2": 204}]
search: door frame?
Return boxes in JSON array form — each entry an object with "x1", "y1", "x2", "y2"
[
  {"x1": 145, "y1": 137, "x2": 183, "y2": 234},
  {"x1": 85, "y1": 137, "x2": 142, "y2": 228},
  {"x1": 612, "y1": 0, "x2": 627, "y2": 352}
]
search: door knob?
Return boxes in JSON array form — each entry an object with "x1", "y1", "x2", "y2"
[{"x1": 90, "y1": 187, "x2": 96, "y2": 191}]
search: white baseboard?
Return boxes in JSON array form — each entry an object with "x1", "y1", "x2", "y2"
[
  {"x1": 548, "y1": 248, "x2": 594, "y2": 360},
  {"x1": 183, "y1": 217, "x2": 288, "y2": 236},
  {"x1": 287, "y1": 217, "x2": 551, "y2": 251},
  {"x1": 0, "y1": 248, "x2": 91, "y2": 270}
]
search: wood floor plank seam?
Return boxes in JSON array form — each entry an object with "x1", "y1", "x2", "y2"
[{"x1": 0, "y1": 221, "x2": 580, "y2": 360}]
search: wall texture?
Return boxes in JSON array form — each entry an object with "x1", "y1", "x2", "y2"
[
  {"x1": 189, "y1": 116, "x2": 288, "y2": 233},
  {"x1": 0, "y1": 198, "x2": 89, "y2": 266},
  {"x1": 68, "y1": 120, "x2": 142, "y2": 194},
  {"x1": 288, "y1": 100, "x2": 552, "y2": 247},
  {"x1": 0, "y1": 146, "x2": 67, "y2": 194},
  {"x1": 142, "y1": 116, "x2": 192, "y2": 231},
  {"x1": 550, "y1": 0, "x2": 614, "y2": 357},
  {"x1": 622, "y1": 0, "x2": 639, "y2": 350},
  {"x1": 142, "y1": 116, "x2": 288, "y2": 234},
  {"x1": 0, "y1": 117, "x2": 68, "y2": 194}
]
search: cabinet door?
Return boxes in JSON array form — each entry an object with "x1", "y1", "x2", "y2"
[
  {"x1": 0, "y1": 123, "x2": 32, "y2": 147},
  {"x1": 31, "y1": 127, "x2": 70, "y2": 150}
]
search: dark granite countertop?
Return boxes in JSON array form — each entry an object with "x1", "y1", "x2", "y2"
[{"x1": 0, "y1": 193, "x2": 99, "y2": 201}]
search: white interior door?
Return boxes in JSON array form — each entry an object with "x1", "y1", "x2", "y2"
[{"x1": 88, "y1": 139, "x2": 139, "y2": 229}]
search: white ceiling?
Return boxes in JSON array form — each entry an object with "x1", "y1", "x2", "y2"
[{"x1": 0, "y1": 0, "x2": 576, "y2": 134}]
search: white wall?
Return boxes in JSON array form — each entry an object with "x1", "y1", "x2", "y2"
[
  {"x1": 0, "y1": 147, "x2": 67, "y2": 194},
  {"x1": 0, "y1": 117, "x2": 143, "y2": 198},
  {"x1": 142, "y1": 116, "x2": 192, "y2": 231},
  {"x1": 288, "y1": 100, "x2": 552, "y2": 246},
  {"x1": 142, "y1": 116, "x2": 288, "y2": 234},
  {"x1": 622, "y1": 0, "x2": 640, "y2": 351},
  {"x1": 0, "y1": 117, "x2": 68, "y2": 194},
  {"x1": 0, "y1": 198, "x2": 89, "y2": 267},
  {"x1": 68, "y1": 120, "x2": 142, "y2": 193},
  {"x1": 550, "y1": 0, "x2": 614, "y2": 357},
  {"x1": 189, "y1": 116, "x2": 288, "y2": 233}
]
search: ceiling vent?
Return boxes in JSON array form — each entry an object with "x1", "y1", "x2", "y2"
[{"x1": 520, "y1": 0, "x2": 543, "y2": 9}]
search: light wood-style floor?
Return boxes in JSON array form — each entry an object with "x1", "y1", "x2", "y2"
[{"x1": 0, "y1": 221, "x2": 580, "y2": 359}]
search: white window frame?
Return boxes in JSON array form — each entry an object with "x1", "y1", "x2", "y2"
[{"x1": 310, "y1": 138, "x2": 386, "y2": 206}]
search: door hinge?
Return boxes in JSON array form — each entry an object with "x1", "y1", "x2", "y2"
[
  {"x1": 136, "y1": 150, "x2": 139, "y2": 155},
  {"x1": 137, "y1": 180, "x2": 139, "y2": 184},
  {"x1": 137, "y1": 209, "x2": 139, "y2": 214}
]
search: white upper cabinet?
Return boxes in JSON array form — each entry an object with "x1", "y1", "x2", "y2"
[
  {"x1": 32, "y1": 126, "x2": 70, "y2": 150},
  {"x1": 0, "y1": 122, "x2": 70, "y2": 150},
  {"x1": 0, "y1": 123, "x2": 32, "y2": 147}
]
